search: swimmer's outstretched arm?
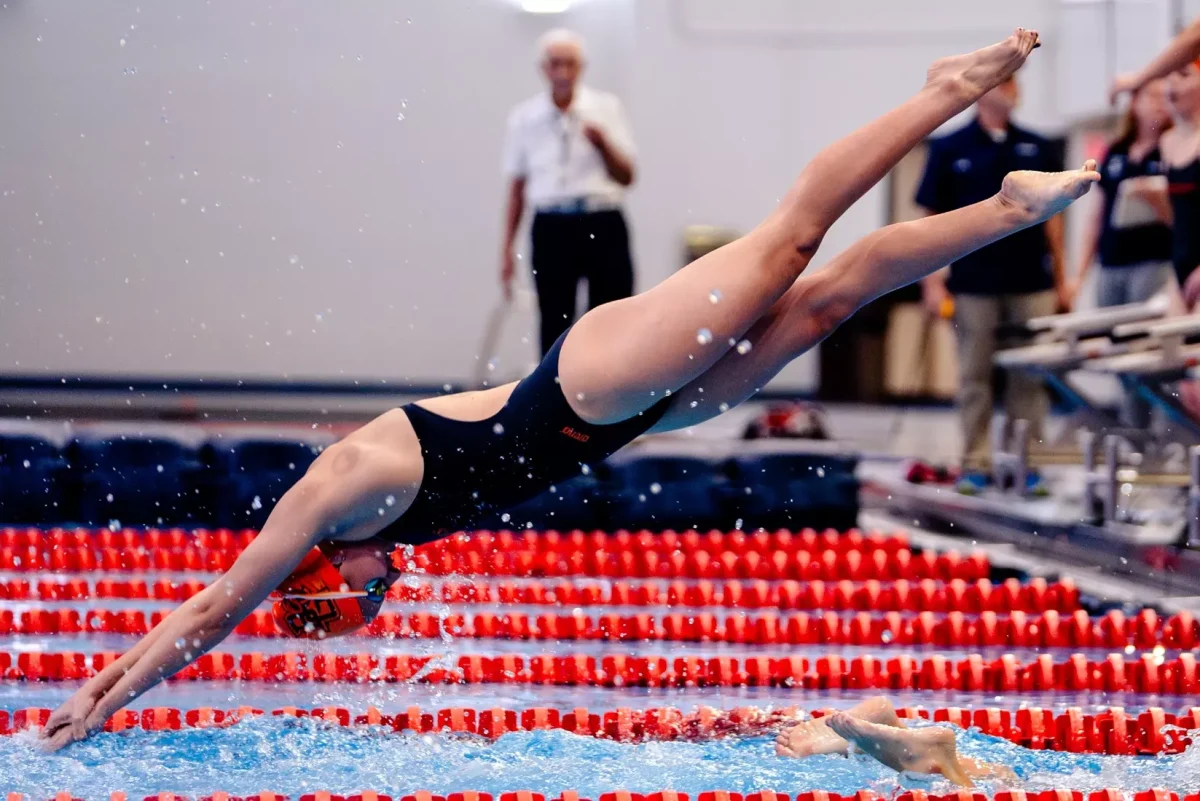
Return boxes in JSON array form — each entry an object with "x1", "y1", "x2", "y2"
[
  {"x1": 40, "y1": 436, "x2": 418, "y2": 751},
  {"x1": 1112, "y1": 16, "x2": 1200, "y2": 100}
]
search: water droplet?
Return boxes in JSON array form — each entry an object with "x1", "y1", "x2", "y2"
[
  {"x1": 881, "y1": 629, "x2": 894, "y2": 643},
  {"x1": 119, "y1": 37, "x2": 127, "y2": 47},
  {"x1": 501, "y1": 513, "x2": 511, "y2": 523},
  {"x1": 649, "y1": 482, "x2": 662, "y2": 494},
  {"x1": 336, "y1": 140, "x2": 344, "y2": 149},
  {"x1": 156, "y1": 464, "x2": 164, "y2": 473},
  {"x1": 385, "y1": 495, "x2": 396, "y2": 507},
  {"x1": 122, "y1": 67, "x2": 137, "y2": 75},
  {"x1": 251, "y1": 495, "x2": 262, "y2": 510},
  {"x1": 816, "y1": 467, "x2": 825, "y2": 478},
  {"x1": 492, "y1": 423, "x2": 505, "y2": 435},
  {"x1": 575, "y1": 392, "x2": 586, "y2": 401},
  {"x1": 696, "y1": 328, "x2": 713, "y2": 345},
  {"x1": 581, "y1": 464, "x2": 591, "y2": 475},
  {"x1": 689, "y1": 401, "x2": 698, "y2": 408},
  {"x1": 288, "y1": 255, "x2": 299, "y2": 265},
  {"x1": 21, "y1": 460, "x2": 29, "y2": 469},
  {"x1": 487, "y1": 358, "x2": 497, "y2": 372},
  {"x1": 718, "y1": 402, "x2": 730, "y2": 413},
  {"x1": 175, "y1": 638, "x2": 185, "y2": 649},
  {"x1": 397, "y1": 112, "x2": 406, "y2": 122},
  {"x1": 708, "y1": 289, "x2": 722, "y2": 304},
  {"x1": 736, "y1": 339, "x2": 753, "y2": 355},
  {"x1": 106, "y1": 493, "x2": 114, "y2": 502},
  {"x1": 735, "y1": 518, "x2": 744, "y2": 529},
  {"x1": 179, "y1": 198, "x2": 188, "y2": 205},
  {"x1": 108, "y1": 519, "x2": 121, "y2": 531}
]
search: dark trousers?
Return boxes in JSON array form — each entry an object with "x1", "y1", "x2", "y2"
[{"x1": 531, "y1": 209, "x2": 634, "y2": 356}]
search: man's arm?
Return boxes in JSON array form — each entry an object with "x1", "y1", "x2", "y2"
[
  {"x1": 1069, "y1": 195, "x2": 1105, "y2": 306},
  {"x1": 1112, "y1": 16, "x2": 1200, "y2": 100},
  {"x1": 1045, "y1": 212, "x2": 1069, "y2": 310},
  {"x1": 500, "y1": 177, "x2": 526, "y2": 300},
  {"x1": 583, "y1": 124, "x2": 635, "y2": 186}
]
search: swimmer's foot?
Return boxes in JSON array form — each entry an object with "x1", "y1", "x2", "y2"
[
  {"x1": 998, "y1": 160, "x2": 1102, "y2": 225},
  {"x1": 826, "y1": 712, "x2": 974, "y2": 787},
  {"x1": 775, "y1": 716, "x2": 851, "y2": 758},
  {"x1": 775, "y1": 697, "x2": 903, "y2": 758},
  {"x1": 927, "y1": 29, "x2": 1040, "y2": 100}
]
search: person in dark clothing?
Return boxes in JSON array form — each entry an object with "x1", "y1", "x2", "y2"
[
  {"x1": 1071, "y1": 79, "x2": 1173, "y2": 307},
  {"x1": 915, "y1": 75, "x2": 1068, "y2": 489},
  {"x1": 1164, "y1": 63, "x2": 1200, "y2": 291}
]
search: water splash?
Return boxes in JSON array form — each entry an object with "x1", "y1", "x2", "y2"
[{"x1": 0, "y1": 722, "x2": 1191, "y2": 798}]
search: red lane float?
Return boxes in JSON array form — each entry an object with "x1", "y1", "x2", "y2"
[
  {"x1": 0, "y1": 704, "x2": 1197, "y2": 755},
  {"x1": 1, "y1": 651, "x2": 1198, "y2": 695},
  {"x1": 0, "y1": 545, "x2": 985, "y2": 581},
  {"x1": 0, "y1": 527, "x2": 908, "y2": 557},
  {"x1": 4, "y1": 607, "x2": 1180, "y2": 649},
  {"x1": 2, "y1": 577, "x2": 1083, "y2": 615}
]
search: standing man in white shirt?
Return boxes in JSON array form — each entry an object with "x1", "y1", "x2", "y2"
[{"x1": 500, "y1": 28, "x2": 638, "y2": 357}]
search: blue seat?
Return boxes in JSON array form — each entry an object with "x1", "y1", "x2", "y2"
[
  {"x1": 497, "y1": 470, "x2": 609, "y2": 531},
  {"x1": 723, "y1": 453, "x2": 859, "y2": 530},
  {"x1": 204, "y1": 437, "x2": 324, "y2": 528},
  {"x1": 72, "y1": 434, "x2": 204, "y2": 525},
  {"x1": 0, "y1": 433, "x2": 69, "y2": 523},
  {"x1": 608, "y1": 456, "x2": 725, "y2": 531}
]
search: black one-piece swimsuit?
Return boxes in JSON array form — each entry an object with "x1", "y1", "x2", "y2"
[{"x1": 377, "y1": 330, "x2": 672, "y2": 544}]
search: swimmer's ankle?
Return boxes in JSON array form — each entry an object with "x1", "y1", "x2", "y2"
[{"x1": 992, "y1": 190, "x2": 1038, "y2": 227}]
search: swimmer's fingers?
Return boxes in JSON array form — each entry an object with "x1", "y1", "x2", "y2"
[
  {"x1": 774, "y1": 730, "x2": 798, "y2": 757},
  {"x1": 39, "y1": 723, "x2": 83, "y2": 753}
]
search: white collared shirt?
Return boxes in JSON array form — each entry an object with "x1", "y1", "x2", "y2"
[{"x1": 502, "y1": 84, "x2": 635, "y2": 209}]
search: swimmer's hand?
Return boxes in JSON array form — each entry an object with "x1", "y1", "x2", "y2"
[{"x1": 39, "y1": 688, "x2": 102, "y2": 752}]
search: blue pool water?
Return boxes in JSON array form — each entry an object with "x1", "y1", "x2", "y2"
[{"x1": 1, "y1": 718, "x2": 1197, "y2": 798}]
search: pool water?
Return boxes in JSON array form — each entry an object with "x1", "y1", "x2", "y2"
[{"x1": 1, "y1": 717, "x2": 1196, "y2": 798}]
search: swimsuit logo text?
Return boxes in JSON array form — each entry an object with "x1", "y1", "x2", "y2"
[{"x1": 560, "y1": 426, "x2": 590, "y2": 443}]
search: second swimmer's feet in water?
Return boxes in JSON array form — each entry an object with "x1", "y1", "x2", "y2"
[
  {"x1": 999, "y1": 160, "x2": 1102, "y2": 224},
  {"x1": 926, "y1": 29, "x2": 1041, "y2": 99},
  {"x1": 826, "y1": 712, "x2": 972, "y2": 787}
]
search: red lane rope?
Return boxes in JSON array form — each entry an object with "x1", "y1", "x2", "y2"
[
  {"x1": 6, "y1": 607, "x2": 1187, "y2": 650},
  {"x1": 4, "y1": 650, "x2": 1198, "y2": 694},
  {"x1": 2, "y1": 703, "x2": 1196, "y2": 755},
  {"x1": 0, "y1": 527, "x2": 908, "y2": 557},
  {"x1": 4, "y1": 576, "x2": 1082, "y2": 614},
  {"x1": 0, "y1": 546, "x2": 987, "y2": 581}
]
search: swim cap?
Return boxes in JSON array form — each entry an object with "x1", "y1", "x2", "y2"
[{"x1": 272, "y1": 548, "x2": 365, "y2": 638}]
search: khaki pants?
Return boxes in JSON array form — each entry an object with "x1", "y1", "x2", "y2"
[{"x1": 954, "y1": 291, "x2": 1057, "y2": 471}]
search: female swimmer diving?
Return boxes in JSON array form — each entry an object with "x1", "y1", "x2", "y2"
[{"x1": 42, "y1": 27, "x2": 1100, "y2": 751}]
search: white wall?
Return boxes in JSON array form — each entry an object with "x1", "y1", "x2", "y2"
[{"x1": 0, "y1": 0, "x2": 1088, "y2": 391}]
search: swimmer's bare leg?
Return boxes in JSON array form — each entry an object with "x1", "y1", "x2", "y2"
[
  {"x1": 826, "y1": 712, "x2": 981, "y2": 787},
  {"x1": 775, "y1": 696, "x2": 904, "y2": 758},
  {"x1": 652, "y1": 163, "x2": 1100, "y2": 431},
  {"x1": 558, "y1": 30, "x2": 1041, "y2": 425}
]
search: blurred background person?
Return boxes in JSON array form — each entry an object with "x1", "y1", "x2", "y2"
[
  {"x1": 499, "y1": 28, "x2": 638, "y2": 357},
  {"x1": 1162, "y1": 63, "x2": 1200, "y2": 292},
  {"x1": 915, "y1": 74, "x2": 1067, "y2": 493},
  {"x1": 1069, "y1": 79, "x2": 1173, "y2": 309}
]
